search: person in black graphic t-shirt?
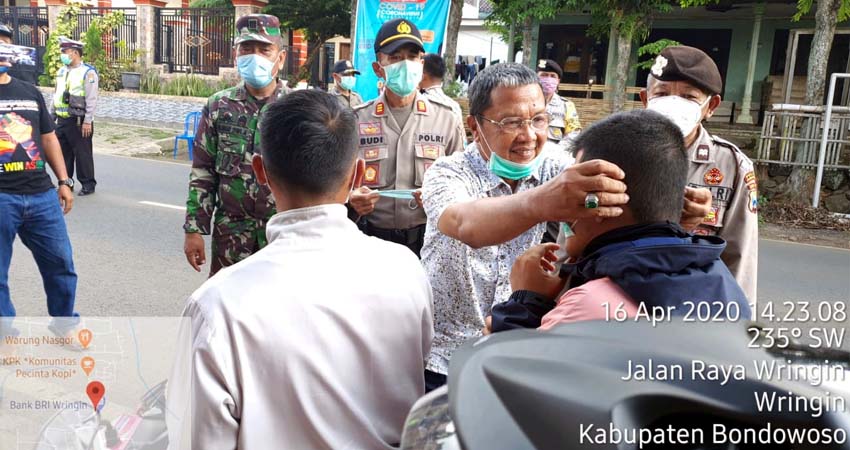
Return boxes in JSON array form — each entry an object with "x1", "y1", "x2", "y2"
[{"x1": 0, "y1": 44, "x2": 80, "y2": 339}]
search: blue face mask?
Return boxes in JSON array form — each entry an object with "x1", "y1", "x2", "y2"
[
  {"x1": 237, "y1": 54, "x2": 276, "y2": 89},
  {"x1": 382, "y1": 59, "x2": 422, "y2": 97},
  {"x1": 339, "y1": 75, "x2": 356, "y2": 91},
  {"x1": 477, "y1": 119, "x2": 542, "y2": 180},
  {"x1": 0, "y1": 66, "x2": 8, "y2": 74},
  {"x1": 60, "y1": 54, "x2": 72, "y2": 66},
  {"x1": 378, "y1": 189, "x2": 416, "y2": 200}
]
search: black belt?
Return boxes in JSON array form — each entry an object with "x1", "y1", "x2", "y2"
[{"x1": 361, "y1": 222, "x2": 425, "y2": 246}]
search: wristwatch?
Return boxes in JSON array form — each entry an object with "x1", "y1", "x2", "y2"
[{"x1": 58, "y1": 178, "x2": 75, "y2": 189}]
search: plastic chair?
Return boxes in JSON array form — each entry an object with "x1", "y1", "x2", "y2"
[{"x1": 174, "y1": 111, "x2": 202, "y2": 160}]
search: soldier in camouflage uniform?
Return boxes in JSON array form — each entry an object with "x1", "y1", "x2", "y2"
[{"x1": 183, "y1": 14, "x2": 288, "y2": 276}]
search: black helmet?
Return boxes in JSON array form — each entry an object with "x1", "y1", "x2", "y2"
[
  {"x1": 0, "y1": 24, "x2": 12, "y2": 39},
  {"x1": 404, "y1": 320, "x2": 850, "y2": 449}
]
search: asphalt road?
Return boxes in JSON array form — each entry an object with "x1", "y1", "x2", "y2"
[
  {"x1": 8, "y1": 154, "x2": 850, "y2": 323},
  {"x1": 9, "y1": 154, "x2": 207, "y2": 316}
]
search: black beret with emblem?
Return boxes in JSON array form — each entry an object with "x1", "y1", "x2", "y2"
[
  {"x1": 650, "y1": 45, "x2": 723, "y2": 95},
  {"x1": 374, "y1": 18, "x2": 424, "y2": 55},
  {"x1": 536, "y1": 59, "x2": 562, "y2": 79}
]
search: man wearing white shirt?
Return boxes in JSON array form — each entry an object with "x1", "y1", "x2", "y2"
[{"x1": 167, "y1": 89, "x2": 433, "y2": 450}]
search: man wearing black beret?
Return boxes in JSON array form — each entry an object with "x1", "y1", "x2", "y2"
[
  {"x1": 537, "y1": 59, "x2": 581, "y2": 150},
  {"x1": 640, "y1": 45, "x2": 758, "y2": 303}
]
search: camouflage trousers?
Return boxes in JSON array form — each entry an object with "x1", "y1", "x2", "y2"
[{"x1": 209, "y1": 220, "x2": 268, "y2": 277}]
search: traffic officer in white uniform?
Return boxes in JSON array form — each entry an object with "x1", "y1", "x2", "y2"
[
  {"x1": 641, "y1": 45, "x2": 758, "y2": 303},
  {"x1": 348, "y1": 19, "x2": 465, "y2": 257},
  {"x1": 53, "y1": 37, "x2": 98, "y2": 196},
  {"x1": 537, "y1": 59, "x2": 581, "y2": 149}
]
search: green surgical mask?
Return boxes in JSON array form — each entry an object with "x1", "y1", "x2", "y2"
[
  {"x1": 488, "y1": 152, "x2": 542, "y2": 180},
  {"x1": 382, "y1": 60, "x2": 422, "y2": 97},
  {"x1": 60, "y1": 54, "x2": 72, "y2": 66},
  {"x1": 477, "y1": 118, "x2": 542, "y2": 180},
  {"x1": 339, "y1": 76, "x2": 356, "y2": 91}
]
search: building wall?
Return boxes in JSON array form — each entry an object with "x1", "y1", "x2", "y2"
[
  {"x1": 538, "y1": 13, "x2": 849, "y2": 107},
  {"x1": 457, "y1": 25, "x2": 507, "y2": 64}
]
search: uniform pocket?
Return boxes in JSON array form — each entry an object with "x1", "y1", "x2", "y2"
[
  {"x1": 215, "y1": 136, "x2": 248, "y2": 177},
  {"x1": 414, "y1": 143, "x2": 443, "y2": 186},
  {"x1": 361, "y1": 146, "x2": 389, "y2": 188}
]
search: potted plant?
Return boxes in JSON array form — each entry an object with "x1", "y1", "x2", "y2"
[
  {"x1": 120, "y1": 63, "x2": 143, "y2": 91},
  {"x1": 116, "y1": 43, "x2": 145, "y2": 91}
]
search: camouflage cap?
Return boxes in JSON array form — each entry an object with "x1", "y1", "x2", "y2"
[{"x1": 234, "y1": 14, "x2": 282, "y2": 46}]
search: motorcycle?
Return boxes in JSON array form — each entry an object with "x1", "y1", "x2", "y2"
[{"x1": 401, "y1": 320, "x2": 850, "y2": 450}]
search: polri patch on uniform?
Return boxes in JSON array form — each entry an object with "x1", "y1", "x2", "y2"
[
  {"x1": 416, "y1": 100, "x2": 426, "y2": 113},
  {"x1": 696, "y1": 145, "x2": 710, "y2": 161},
  {"x1": 704, "y1": 167, "x2": 723, "y2": 185},
  {"x1": 359, "y1": 122, "x2": 382, "y2": 136},
  {"x1": 87, "y1": 72, "x2": 96, "y2": 83},
  {"x1": 551, "y1": 127, "x2": 563, "y2": 139},
  {"x1": 702, "y1": 206, "x2": 719, "y2": 226},
  {"x1": 364, "y1": 164, "x2": 380, "y2": 185},
  {"x1": 375, "y1": 102, "x2": 385, "y2": 116}
]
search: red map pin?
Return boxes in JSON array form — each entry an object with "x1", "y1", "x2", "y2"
[{"x1": 86, "y1": 381, "x2": 105, "y2": 412}]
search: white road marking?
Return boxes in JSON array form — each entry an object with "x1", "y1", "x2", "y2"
[
  {"x1": 762, "y1": 238, "x2": 850, "y2": 252},
  {"x1": 139, "y1": 201, "x2": 185, "y2": 211}
]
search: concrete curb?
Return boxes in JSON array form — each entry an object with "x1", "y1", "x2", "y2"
[{"x1": 38, "y1": 86, "x2": 208, "y2": 104}]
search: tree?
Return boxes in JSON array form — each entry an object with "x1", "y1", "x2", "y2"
[
  {"x1": 487, "y1": 0, "x2": 570, "y2": 67},
  {"x1": 40, "y1": 5, "x2": 126, "y2": 91},
  {"x1": 442, "y1": 0, "x2": 464, "y2": 83},
  {"x1": 264, "y1": 0, "x2": 351, "y2": 81},
  {"x1": 189, "y1": 0, "x2": 233, "y2": 8},
  {"x1": 686, "y1": 0, "x2": 850, "y2": 205},
  {"x1": 486, "y1": 0, "x2": 674, "y2": 111},
  {"x1": 783, "y1": 0, "x2": 849, "y2": 205},
  {"x1": 576, "y1": 0, "x2": 674, "y2": 112}
]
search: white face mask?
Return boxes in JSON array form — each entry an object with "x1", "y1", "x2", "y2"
[
  {"x1": 344, "y1": 160, "x2": 361, "y2": 204},
  {"x1": 646, "y1": 95, "x2": 709, "y2": 136}
]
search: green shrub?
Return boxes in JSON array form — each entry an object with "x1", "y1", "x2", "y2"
[
  {"x1": 444, "y1": 80, "x2": 462, "y2": 98},
  {"x1": 160, "y1": 74, "x2": 233, "y2": 98},
  {"x1": 140, "y1": 69, "x2": 162, "y2": 94}
]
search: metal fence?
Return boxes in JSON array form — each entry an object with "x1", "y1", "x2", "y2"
[
  {"x1": 154, "y1": 8, "x2": 234, "y2": 75},
  {"x1": 757, "y1": 104, "x2": 850, "y2": 170},
  {"x1": 0, "y1": 7, "x2": 48, "y2": 76},
  {"x1": 73, "y1": 8, "x2": 137, "y2": 62}
]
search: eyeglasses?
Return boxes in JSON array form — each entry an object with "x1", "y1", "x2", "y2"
[{"x1": 478, "y1": 113, "x2": 550, "y2": 133}]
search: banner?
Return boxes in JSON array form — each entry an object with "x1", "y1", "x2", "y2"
[{"x1": 352, "y1": 0, "x2": 451, "y2": 101}]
